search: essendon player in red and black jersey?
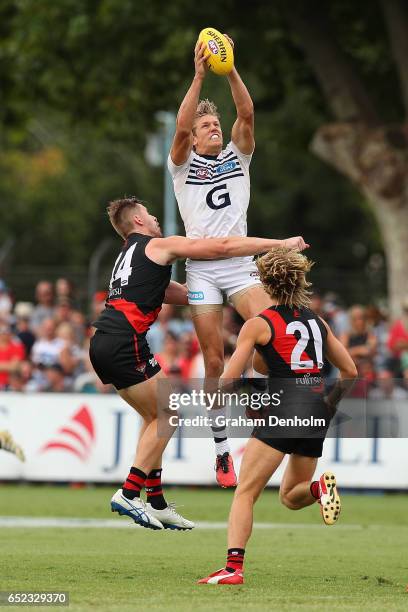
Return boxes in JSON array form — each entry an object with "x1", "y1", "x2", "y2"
[
  {"x1": 255, "y1": 305, "x2": 327, "y2": 379},
  {"x1": 95, "y1": 232, "x2": 172, "y2": 336},
  {"x1": 90, "y1": 196, "x2": 308, "y2": 532},
  {"x1": 199, "y1": 247, "x2": 357, "y2": 585},
  {"x1": 91, "y1": 231, "x2": 172, "y2": 392}
]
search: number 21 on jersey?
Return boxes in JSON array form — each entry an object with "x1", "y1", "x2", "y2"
[{"x1": 287, "y1": 319, "x2": 324, "y2": 371}]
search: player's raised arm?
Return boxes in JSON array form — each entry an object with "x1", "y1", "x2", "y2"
[
  {"x1": 146, "y1": 235, "x2": 309, "y2": 265},
  {"x1": 225, "y1": 35, "x2": 254, "y2": 155},
  {"x1": 221, "y1": 318, "x2": 271, "y2": 380},
  {"x1": 170, "y1": 42, "x2": 210, "y2": 166}
]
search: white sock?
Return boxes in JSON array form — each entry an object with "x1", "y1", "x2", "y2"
[
  {"x1": 209, "y1": 405, "x2": 230, "y2": 455},
  {"x1": 214, "y1": 438, "x2": 230, "y2": 456}
]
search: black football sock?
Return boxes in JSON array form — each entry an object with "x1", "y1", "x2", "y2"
[
  {"x1": 122, "y1": 467, "x2": 146, "y2": 500},
  {"x1": 225, "y1": 548, "x2": 245, "y2": 573},
  {"x1": 145, "y1": 468, "x2": 167, "y2": 510}
]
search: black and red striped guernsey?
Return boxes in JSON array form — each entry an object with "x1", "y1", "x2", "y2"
[
  {"x1": 93, "y1": 233, "x2": 172, "y2": 335},
  {"x1": 255, "y1": 305, "x2": 328, "y2": 379}
]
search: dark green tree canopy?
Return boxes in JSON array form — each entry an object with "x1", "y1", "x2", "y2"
[{"x1": 4, "y1": 0, "x2": 404, "y2": 306}]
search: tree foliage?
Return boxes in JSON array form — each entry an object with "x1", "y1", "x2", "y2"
[{"x1": 2, "y1": 0, "x2": 399, "y2": 304}]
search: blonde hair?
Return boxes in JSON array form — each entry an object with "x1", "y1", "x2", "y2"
[
  {"x1": 256, "y1": 247, "x2": 314, "y2": 309},
  {"x1": 107, "y1": 197, "x2": 142, "y2": 239},
  {"x1": 193, "y1": 99, "x2": 220, "y2": 133}
]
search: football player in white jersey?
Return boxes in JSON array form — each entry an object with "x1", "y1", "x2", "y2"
[{"x1": 168, "y1": 37, "x2": 303, "y2": 486}]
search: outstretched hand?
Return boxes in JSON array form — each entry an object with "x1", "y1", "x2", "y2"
[
  {"x1": 194, "y1": 41, "x2": 210, "y2": 79},
  {"x1": 283, "y1": 236, "x2": 310, "y2": 251}
]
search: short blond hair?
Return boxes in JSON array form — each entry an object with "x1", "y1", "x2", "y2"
[
  {"x1": 256, "y1": 247, "x2": 314, "y2": 309},
  {"x1": 107, "y1": 197, "x2": 142, "y2": 239},
  {"x1": 193, "y1": 99, "x2": 220, "y2": 133}
]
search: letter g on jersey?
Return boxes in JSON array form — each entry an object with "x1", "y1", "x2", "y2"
[{"x1": 206, "y1": 184, "x2": 232, "y2": 210}]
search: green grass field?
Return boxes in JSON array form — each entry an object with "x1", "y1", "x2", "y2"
[{"x1": 1, "y1": 485, "x2": 407, "y2": 611}]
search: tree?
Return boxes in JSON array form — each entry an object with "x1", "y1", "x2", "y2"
[
  {"x1": 0, "y1": 1, "x2": 396, "y2": 307},
  {"x1": 283, "y1": 0, "x2": 408, "y2": 316}
]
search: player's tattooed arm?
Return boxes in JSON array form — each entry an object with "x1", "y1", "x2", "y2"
[
  {"x1": 164, "y1": 281, "x2": 188, "y2": 306},
  {"x1": 170, "y1": 42, "x2": 210, "y2": 165},
  {"x1": 146, "y1": 235, "x2": 309, "y2": 266}
]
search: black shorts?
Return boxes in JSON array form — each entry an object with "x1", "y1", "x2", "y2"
[
  {"x1": 89, "y1": 330, "x2": 161, "y2": 390},
  {"x1": 249, "y1": 386, "x2": 329, "y2": 458},
  {"x1": 251, "y1": 432, "x2": 324, "y2": 458}
]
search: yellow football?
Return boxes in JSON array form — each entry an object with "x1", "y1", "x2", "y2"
[{"x1": 198, "y1": 27, "x2": 234, "y2": 76}]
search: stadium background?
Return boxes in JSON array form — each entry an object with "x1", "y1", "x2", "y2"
[{"x1": 1, "y1": 1, "x2": 408, "y2": 610}]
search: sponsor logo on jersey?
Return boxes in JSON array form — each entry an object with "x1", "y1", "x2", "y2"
[
  {"x1": 135, "y1": 362, "x2": 146, "y2": 374},
  {"x1": 208, "y1": 40, "x2": 219, "y2": 54},
  {"x1": 188, "y1": 290, "x2": 205, "y2": 301},
  {"x1": 216, "y1": 160, "x2": 237, "y2": 174},
  {"x1": 108, "y1": 287, "x2": 122, "y2": 298},
  {"x1": 250, "y1": 271, "x2": 260, "y2": 278},
  {"x1": 196, "y1": 167, "x2": 210, "y2": 180},
  {"x1": 186, "y1": 152, "x2": 244, "y2": 186},
  {"x1": 295, "y1": 374, "x2": 323, "y2": 386}
]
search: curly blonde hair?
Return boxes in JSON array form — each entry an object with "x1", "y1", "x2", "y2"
[{"x1": 256, "y1": 247, "x2": 314, "y2": 309}]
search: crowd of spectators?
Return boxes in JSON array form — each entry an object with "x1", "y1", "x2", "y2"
[
  {"x1": 0, "y1": 278, "x2": 407, "y2": 400},
  {"x1": 0, "y1": 279, "x2": 108, "y2": 394},
  {"x1": 309, "y1": 293, "x2": 408, "y2": 399}
]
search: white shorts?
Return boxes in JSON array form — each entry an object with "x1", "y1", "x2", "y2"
[{"x1": 186, "y1": 256, "x2": 261, "y2": 305}]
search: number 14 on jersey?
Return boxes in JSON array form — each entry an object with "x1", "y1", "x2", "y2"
[{"x1": 109, "y1": 243, "x2": 137, "y2": 288}]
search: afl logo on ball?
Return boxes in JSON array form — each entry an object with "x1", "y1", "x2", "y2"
[
  {"x1": 196, "y1": 167, "x2": 210, "y2": 179},
  {"x1": 208, "y1": 40, "x2": 219, "y2": 54}
]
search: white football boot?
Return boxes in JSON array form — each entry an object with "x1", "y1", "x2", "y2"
[
  {"x1": 318, "y1": 471, "x2": 341, "y2": 525},
  {"x1": 146, "y1": 502, "x2": 195, "y2": 530},
  {"x1": 110, "y1": 489, "x2": 163, "y2": 530}
]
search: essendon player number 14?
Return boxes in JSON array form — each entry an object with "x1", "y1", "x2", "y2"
[{"x1": 109, "y1": 243, "x2": 137, "y2": 288}]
